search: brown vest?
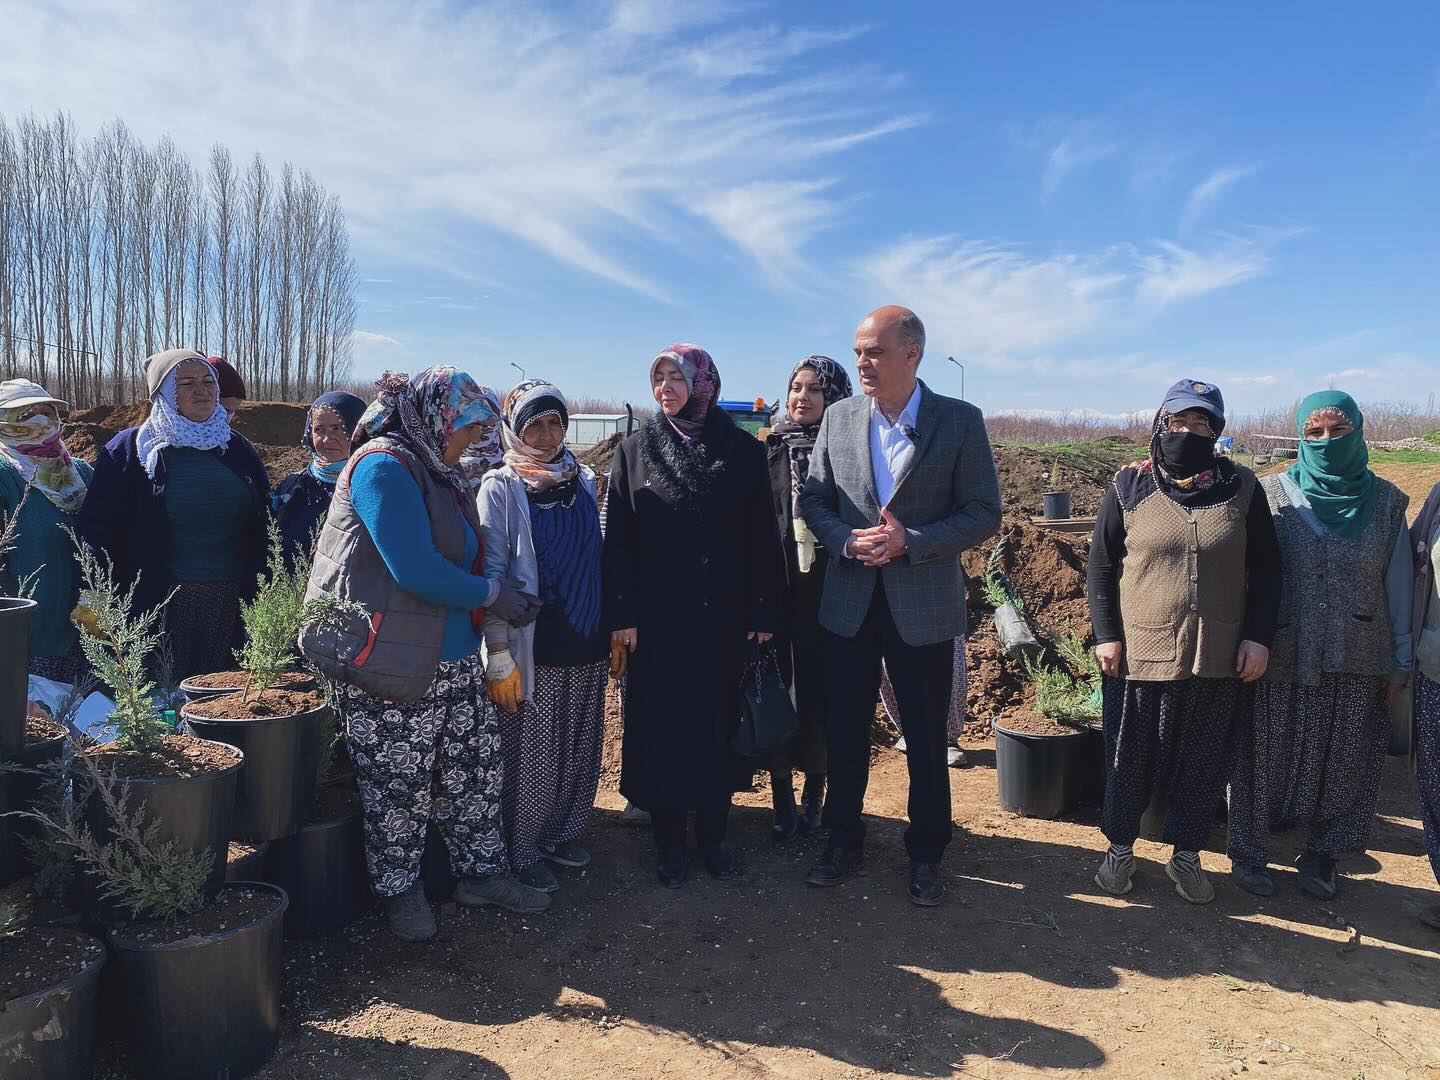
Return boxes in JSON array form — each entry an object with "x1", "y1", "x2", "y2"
[
  {"x1": 1118, "y1": 468, "x2": 1256, "y2": 682},
  {"x1": 299, "y1": 437, "x2": 483, "y2": 703}
]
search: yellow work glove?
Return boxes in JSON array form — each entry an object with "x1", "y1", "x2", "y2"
[
  {"x1": 609, "y1": 637, "x2": 629, "y2": 680},
  {"x1": 485, "y1": 650, "x2": 523, "y2": 713},
  {"x1": 71, "y1": 597, "x2": 102, "y2": 639}
]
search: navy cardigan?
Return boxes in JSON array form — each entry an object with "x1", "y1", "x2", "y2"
[{"x1": 75, "y1": 426, "x2": 271, "y2": 619}]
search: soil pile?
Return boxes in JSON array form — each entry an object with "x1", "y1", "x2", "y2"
[
  {"x1": 990, "y1": 439, "x2": 1133, "y2": 517},
  {"x1": 63, "y1": 400, "x2": 311, "y2": 488}
]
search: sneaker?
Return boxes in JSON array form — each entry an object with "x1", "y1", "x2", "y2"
[
  {"x1": 909, "y1": 862, "x2": 944, "y2": 906},
  {"x1": 516, "y1": 861, "x2": 560, "y2": 893},
  {"x1": 895, "y1": 737, "x2": 907, "y2": 753},
  {"x1": 657, "y1": 848, "x2": 687, "y2": 889},
  {"x1": 946, "y1": 745, "x2": 968, "y2": 768},
  {"x1": 539, "y1": 841, "x2": 591, "y2": 868},
  {"x1": 1094, "y1": 848, "x2": 1134, "y2": 896},
  {"x1": 1167, "y1": 851, "x2": 1215, "y2": 904},
  {"x1": 1230, "y1": 861, "x2": 1275, "y2": 897},
  {"x1": 1296, "y1": 852, "x2": 1337, "y2": 900},
  {"x1": 455, "y1": 873, "x2": 552, "y2": 914},
  {"x1": 1419, "y1": 905, "x2": 1440, "y2": 931},
  {"x1": 384, "y1": 882, "x2": 437, "y2": 942},
  {"x1": 620, "y1": 802, "x2": 651, "y2": 827}
]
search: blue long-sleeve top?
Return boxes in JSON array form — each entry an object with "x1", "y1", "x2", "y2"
[{"x1": 348, "y1": 452, "x2": 495, "y2": 662}]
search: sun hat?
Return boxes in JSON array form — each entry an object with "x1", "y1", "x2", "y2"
[{"x1": 0, "y1": 378, "x2": 69, "y2": 414}]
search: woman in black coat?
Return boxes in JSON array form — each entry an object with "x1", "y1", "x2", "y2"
[
  {"x1": 273, "y1": 391, "x2": 367, "y2": 566},
  {"x1": 763, "y1": 356, "x2": 853, "y2": 840},
  {"x1": 604, "y1": 344, "x2": 784, "y2": 888}
]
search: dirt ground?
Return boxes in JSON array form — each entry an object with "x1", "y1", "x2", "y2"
[{"x1": 191, "y1": 747, "x2": 1438, "y2": 1080}]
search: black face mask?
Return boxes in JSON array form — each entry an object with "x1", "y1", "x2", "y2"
[{"x1": 1158, "y1": 430, "x2": 1215, "y2": 478}]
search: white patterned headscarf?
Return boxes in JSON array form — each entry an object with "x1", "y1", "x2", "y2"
[{"x1": 134, "y1": 360, "x2": 233, "y2": 479}]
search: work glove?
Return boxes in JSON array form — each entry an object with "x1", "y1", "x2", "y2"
[
  {"x1": 609, "y1": 637, "x2": 629, "y2": 680},
  {"x1": 485, "y1": 649, "x2": 523, "y2": 713},
  {"x1": 71, "y1": 595, "x2": 102, "y2": 640},
  {"x1": 489, "y1": 578, "x2": 541, "y2": 627}
]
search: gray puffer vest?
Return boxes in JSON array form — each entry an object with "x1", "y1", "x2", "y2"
[
  {"x1": 1263, "y1": 472, "x2": 1407, "y2": 686},
  {"x1": 299, "y1": 436, "x2": 484, "y2": 703}
]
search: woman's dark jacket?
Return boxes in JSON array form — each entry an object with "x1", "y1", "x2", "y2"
[
  {"x1": 75, "y1": 426, "x2": 271, "y2": 619},
  {"x1": 274, "y1": 469, "x2": 333, "y2": 567},
  {"x1": 603, "y1": 412, "x2": 785, "y2": 810}
]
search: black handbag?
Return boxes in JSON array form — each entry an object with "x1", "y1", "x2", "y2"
[{"x1": 732, "y1": 644, "x2": 798, "y2": 759}]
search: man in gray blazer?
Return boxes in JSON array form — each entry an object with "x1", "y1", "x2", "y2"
[{"x1": 797, "y1": 305, "x2": 1002, "y2": 905}]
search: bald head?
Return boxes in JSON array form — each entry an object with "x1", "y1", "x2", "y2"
[{"x1": 854, "y1": 305, "x2": 925, "y2": 412}]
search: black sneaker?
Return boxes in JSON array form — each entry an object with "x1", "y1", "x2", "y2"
[
  {"x1": 909, "y1": 862, "x2": 944, "y2": 906},
  {"x1": 539, "y1": 841, "x2": 590, "y2": 868},
  {"x1": 1296, "y1": 852, "x2": 1337, "y2": 900},
  {"x1": 1230, "y1": 860, "x2": 1274, "y2": 897},
  {"x1": 657, "y1": 848, "x2": 687, "y2": 889},
  {"x1": 805, "y1": 846, "x2": 863, "y2": 887}
]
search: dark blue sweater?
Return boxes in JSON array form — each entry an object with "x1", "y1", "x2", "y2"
[{"x1": 75, "y1": 427, "x2": 271, "y2": 619}]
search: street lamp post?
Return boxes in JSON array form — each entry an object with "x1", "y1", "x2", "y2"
[{"x1": 947, "y1": 355, "x2": 965, "y2": 400}]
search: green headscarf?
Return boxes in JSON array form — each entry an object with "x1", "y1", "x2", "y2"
[{"x1": 1288, "y1": 390, "x2": 1375, "y2": 541}]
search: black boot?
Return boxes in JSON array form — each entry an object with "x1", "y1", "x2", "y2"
[
  {"x1": 799, "y1": 773, "x2": 825, "y2": 836},
  {"x1": 657, "y1": 848, "x2": 687, "y2": 889},
  {"x1": 702, "y1": 843, "x2": 745, "y2": 880},
  {"x1": 770, "y1": 772, "x2": 798, "y2": 842}
]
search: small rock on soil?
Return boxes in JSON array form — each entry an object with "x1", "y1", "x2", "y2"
[
  {"x1": 0, "y1": 927, "x2": 105, "y2": 1002},
  {"x1": 109, "y1": 885, "x2": 282, "y2": 947}
]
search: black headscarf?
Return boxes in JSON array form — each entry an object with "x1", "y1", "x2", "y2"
[
  {"x1": 769, "y1": 355, "x2": 854, "y2": 500},
  {"x1": 1145, "y1": 406, "x2": 1239, "y2": 508}
]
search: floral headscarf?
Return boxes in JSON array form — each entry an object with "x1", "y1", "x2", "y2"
[
  {"x1": 651, "y1": 343, "x2": 720, "y2": 435},
  {"x1": 303, "y1": 391, "x2": 367, "y2": 484},
  {"x1": 0, "y1": 401, "x2": 87, "y2": 512},
  {"x1": 134, "y1": 360, "x2": 233, "y2": 479},
  {"x1": 459, "y1": 386, "x2": 505, "y2": 489},
  {"x1": 501, "y1": 379, "x2": 579, "y2": 493},
  {"x1": 355, "y1": 367, "x2": 499, "y2": 491}
]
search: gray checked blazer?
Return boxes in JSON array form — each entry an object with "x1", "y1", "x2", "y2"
[{"x1": 797, "y1": 380, "x2": 1002, "y2": 646}]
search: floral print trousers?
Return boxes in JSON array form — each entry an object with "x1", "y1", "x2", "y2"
[{"x1": 340, "y1": 653, "x2": 507, "y2": 897}]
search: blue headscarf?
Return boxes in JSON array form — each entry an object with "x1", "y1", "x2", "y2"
[{"x1": 303, "y1": 391, "x2": 367, "y2": 485}]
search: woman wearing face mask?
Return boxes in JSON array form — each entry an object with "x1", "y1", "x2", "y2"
[
  {"x1": 1087, "y1": 379, "x2": 1279, "y2": 904},
  {"x1": 304, "y1": 368, "x2": 548, "y2": 941},
  {"x1": 1409, "y1": 475, "x2": 1440, "y2": 931},
  {"x1": 273, "y1": 391, "x2": 368, "y2": 565},
  {"x1": 1227, "y1": 392, "x2": 1411, "y2": 901},
  {"x1": 604, "y1": 344, "x2": 784, "y2": 887},
  {"x1": 477, "y1": 380, "x2": 607, "y2": 894},
  {"x1": 0, "y1": 379, "x2": 93, "y2": 681},
  {"x1": 762, "y1": 356, "x2": 853, "y2": 839},
  {"x1": 77, "y1": 349, "x2": 270, "y2": 681}
]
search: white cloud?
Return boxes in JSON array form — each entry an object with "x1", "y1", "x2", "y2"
[
  {"x1": 0, "y1": 0, "x2": 913, "y2": 296},
  {"x1": 1227, "y1": 373, "x2": 1283, "y2": 388},
  {"x1": 1180, "y1": 163, "x2": 1261, "y2": 230},
  {"x1": 350, "y1": 330, "x2": 403, "y2": 350},
  {"x1": 858, "y1": 230, "x2": 1295, "y2": 363},
  {"x1": 1013, "y1": 119, "x2": 1122, "y2": 200},
  {"x1": 1322, "y1": 353, "x2": 1440, "y2": 386}
]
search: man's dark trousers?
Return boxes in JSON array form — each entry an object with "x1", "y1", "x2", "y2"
[{"x1": 822, "y1": 579, "x2": 954, "y2": 862}]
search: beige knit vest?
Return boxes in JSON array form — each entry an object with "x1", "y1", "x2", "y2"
[{"x1": 1118, "y1": 468, "x2": 1255, "y2": 682}]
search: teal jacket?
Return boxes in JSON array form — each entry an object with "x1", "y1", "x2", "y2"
[{"x1": 0, "y1": 458, "x2": 94, "y2": 659}]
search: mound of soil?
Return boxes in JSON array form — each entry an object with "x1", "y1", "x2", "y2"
[
  {"x1": 85, "y1": 733, "x2": 242, "y2": 779},
  {"x1": 183, "y1": 688, "x2": 327, "y2": 720},
  {"x1": 990, "y1": 441, "x2": 1133, "y2": 517},
  {"x1": 25, "y1": 714, "x2": 68, "y2": 742},
  {"x1": 63, "y1": 400, "x2": 311, "y2": 489}
]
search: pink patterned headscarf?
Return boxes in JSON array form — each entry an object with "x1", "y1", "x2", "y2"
[{"x1": 650, "y1": 343, "x2": 720, "y2": 435}]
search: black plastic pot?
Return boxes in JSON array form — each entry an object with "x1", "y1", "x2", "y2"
[
  {"x1": 0, "y1": 597, "x2": 37, "y2": 759},
  {"x1": 1041, "y1": 491, "x2": 1072, "y2": 521},
  {"x1": 183, "y1": 698, "x2": 330, "y2": 842},
  {"x1": 226, "y1": 840, "x2": 271, "y2": 882},
  {"x1": 994, "y1": 720, "x2": 1102, "y2": 819},
  {"x1": 179, "y1": 671, "x2": 315, "y2": 705},
  {"x1": 264, "y1": 810, "x2": 372, "y2": 939},
  {"x1": 0, "y1": 930, "x2": 105, "y2": 1080},
  {"x1": 0, "y1": 729, "x2": 66, "y2": 886},
  {"x1": 105, "y1": 882, "x2": 288, "y2": 1080},
  {"x1": 75, "y1": 742, "x2": 241, "y2": 924}
]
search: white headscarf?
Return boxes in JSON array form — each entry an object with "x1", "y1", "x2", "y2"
[{"x1": 134, "y1": 362, "x2": 233, "y2": 479}]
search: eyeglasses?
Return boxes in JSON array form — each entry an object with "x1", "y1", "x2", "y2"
[{"x1": 1167, "y1": 416, "x2": 1214, "y2": 436}]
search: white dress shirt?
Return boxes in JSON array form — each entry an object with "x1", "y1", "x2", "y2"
[{"x1": 870, "y1": 381, "x2": 922, "y2": 509}]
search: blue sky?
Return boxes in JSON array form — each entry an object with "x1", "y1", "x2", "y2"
[{"x1": 3, "y1": 1, "x2": 1438, "y2": 417}]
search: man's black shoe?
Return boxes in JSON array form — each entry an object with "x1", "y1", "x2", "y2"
[
  {"x1": 909, "y1": 862, "x2": 944, "y2": 906},
  {"x1": 657, "y1": 849, "x2": 687, "y2": 889},
  {"x1": 702, "y1": 844, "x2": 745, "y2": 880},
  {"x1": 805, "y1": 846, "x2": 862, "y2": 887}
]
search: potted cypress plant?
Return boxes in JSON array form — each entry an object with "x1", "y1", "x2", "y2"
[
  {"x1": 1041, "y1": 458, "x2": 1072, "y2": 521},
  {"x1": 64, "y1": 534, "x2": 243, "y2": 922},
  {"x1": 34, "y1": 749, "x2": 288, "y2": 1080},
  {"x1": 0, "y1": 897, "x2": 107, "y2": 1080},
  {"x1": 993, "y1": 632, "x2": 1104, "y2": 819},
  {"x1": 181, "y1": 522, "x2": 363, "y2": 842}
]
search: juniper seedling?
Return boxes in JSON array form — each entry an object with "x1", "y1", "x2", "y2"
[
  {"x1": 0, "y1": 485, "x2": 41, "y2": 599},
  {"x1": 64, "y1": 528, "x2": 175, "y2": 752},
  {"x1": 1023, "y1": 655, "x2": 1102, "y2": 727}
]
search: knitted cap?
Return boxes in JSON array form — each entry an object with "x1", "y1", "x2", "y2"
[{"x1": 144, "y1": 349, "x2": 208, "y2": 398}]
